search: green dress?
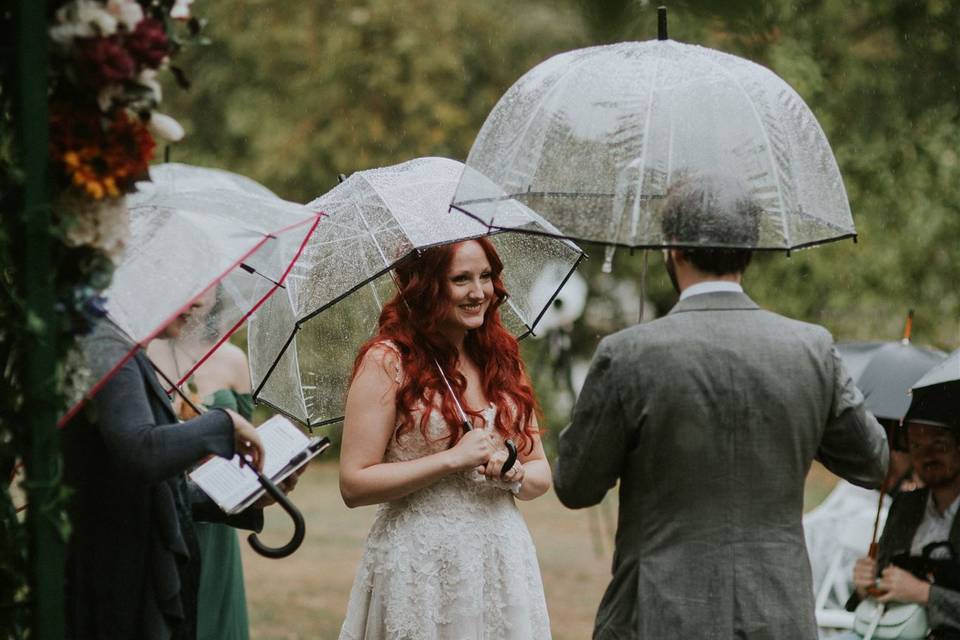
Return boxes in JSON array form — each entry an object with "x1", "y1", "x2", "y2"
[{"x1": 196, "y1": 389, "x2": 254, "y2": 640}]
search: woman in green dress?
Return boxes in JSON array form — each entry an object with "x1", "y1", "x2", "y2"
[
  {"x1": 192, "y1": 340, "x2": 254, "y2": 640},
  {"x1": 149, "y1": 293, "x2": 254, "y2": 640}
]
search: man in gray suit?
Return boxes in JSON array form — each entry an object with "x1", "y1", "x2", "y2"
[{"x1": 553, "y1": 175, "x2": 889, "y2": 639}]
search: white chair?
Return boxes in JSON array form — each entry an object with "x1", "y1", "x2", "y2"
[{"x1": 804, "y1": 482, "x2": 890, "y2": 637}]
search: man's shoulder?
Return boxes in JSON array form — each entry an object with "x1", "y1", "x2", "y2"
[
  {"x1": 603, "y1": 306, "x2": 833, "y2": 346},
  {"x1": 756, "y1": 308, "x2": 835, "y2": 344},
  {"x1": 600, "y1": 316, "x2": 675, "y2": 351}
]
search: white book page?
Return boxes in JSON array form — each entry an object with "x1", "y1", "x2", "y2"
[{"x1": 189, "y1": 414, "x2": 310, "y2": 513}]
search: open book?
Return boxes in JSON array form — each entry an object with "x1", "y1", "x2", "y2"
[{"x1": 189, "y1": 414, "x2": 330, "y2": 514}]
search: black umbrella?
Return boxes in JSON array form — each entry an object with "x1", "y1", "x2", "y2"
[
  {"x1": 837, "y1": 341, "x2": 946, "y2": 425},
  {"x1": 905, "y1": 348, "x2": 960, "y2": 430}
]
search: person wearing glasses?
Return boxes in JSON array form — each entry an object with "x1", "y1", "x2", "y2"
[{"x1": 844, "y1": 418, "x2": 960, "y2": 639}]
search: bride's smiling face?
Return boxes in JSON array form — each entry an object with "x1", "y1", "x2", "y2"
[{"x1": 439, "y1": 241, "x2": 494, "y2": 337}]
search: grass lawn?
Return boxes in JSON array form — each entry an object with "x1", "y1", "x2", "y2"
[{"x1": 241, "y1": 460, "x2": 840, "y2": 639}]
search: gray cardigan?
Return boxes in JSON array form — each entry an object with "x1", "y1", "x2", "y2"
[
  {"x1": 63, "y1": 345, "x2": 262, "y2": 640},
  {"x1": 554, "y1": 291, "x2": 888, "y2": 640}
]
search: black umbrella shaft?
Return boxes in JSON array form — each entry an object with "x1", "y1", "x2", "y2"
[{"x1": 658, "y1": 6, "x2": 668, "y2": 40}]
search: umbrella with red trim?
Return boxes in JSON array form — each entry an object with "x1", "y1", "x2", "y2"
[{"x1": 61, "y1": 163, "x2": 322, "y2": 427}]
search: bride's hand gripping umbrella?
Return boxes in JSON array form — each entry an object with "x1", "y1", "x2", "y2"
[{"x1": 247, "y1": 157, "x2": 585, "y2": 475}]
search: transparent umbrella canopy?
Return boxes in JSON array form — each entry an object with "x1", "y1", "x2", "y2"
[
  {"x1": 138, "y1": 162, "x2": 278, "y2": 199},
  {"x1": 62, "y1": 164, "x2": 321, "y2": 425},
  {"x1": 248, "y1": 157, "x2": 584, "y2": 428},
  {"x1": 451, "y1": 38, "x2": 856, "y2": 265}
]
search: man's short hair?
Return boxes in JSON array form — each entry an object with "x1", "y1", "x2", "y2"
[{"x1": 660, "y1": 173, "x2": 762, "y2": 276}]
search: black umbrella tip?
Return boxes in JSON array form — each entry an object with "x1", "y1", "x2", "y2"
[{"x1": 657, "y1": 6, "x2": 668, "y2": 40}]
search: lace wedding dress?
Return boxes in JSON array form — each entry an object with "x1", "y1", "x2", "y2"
[{"x1": 339, "y1": 352, "x2": 551, "y2": 640}]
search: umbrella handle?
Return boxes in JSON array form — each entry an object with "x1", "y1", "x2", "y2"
[
  {"x1": 247, "y1": 468, "x2": 306, "y2": 559},
  {"x1": 462, "y1": 421, "x2": 518, "y2": 477},
  {"x1": 501, "y1": 440, "x2": 518, "y2": 477}
]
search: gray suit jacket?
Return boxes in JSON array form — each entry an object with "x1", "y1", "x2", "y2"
[{"x1": 554, "y1": 291, "x2": 888, "y2": 640}]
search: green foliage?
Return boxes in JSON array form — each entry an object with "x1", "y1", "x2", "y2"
[
  {"x1": 0, "y1": 2, "x2": 31, "y2": 634},
  {"x1": 162, "y1": 0, "x2": 588, "y2": 201}
]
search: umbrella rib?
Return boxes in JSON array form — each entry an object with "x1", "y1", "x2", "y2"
[
  {"x1": 627, "y1": 53, "x2": 661, "y2": 243},
  {"x1": 352, "y1": 193, "x2": 394, "y2": 273},
  {"x1": 525, "y1": 251, "x2": 588, "y2": 337},
  {"x1": 357, "y1": 173, "x2": 420, "y2": 249},
  {"x1": 457, "y1": 191, "x2": 620, "y2": 206},
  {"x1": 705, "y1": 57, "x2": 792, "y2": 248}
]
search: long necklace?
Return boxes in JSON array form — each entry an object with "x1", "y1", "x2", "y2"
[{"x1": 168, "y1": 339, "x2": 183, "y2": 381}]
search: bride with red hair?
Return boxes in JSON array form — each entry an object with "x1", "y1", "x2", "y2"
[{"x1": 338, "y1": 238, "x2": 552, "y2": 639}]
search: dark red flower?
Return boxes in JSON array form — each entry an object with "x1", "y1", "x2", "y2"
[
  {"x1": 76, "y1": 36, "x2": 136, "y2": 88},
  {"x1": 126, "y1": 18, "x2": 170, "y2": 69}
]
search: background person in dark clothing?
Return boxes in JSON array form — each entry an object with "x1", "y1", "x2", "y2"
[{"x1": 848, "y1": 419, "x2": 960, "y2": 637}]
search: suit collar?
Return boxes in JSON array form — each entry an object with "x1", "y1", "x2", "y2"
[{"x1": 667, "y1": 290, "x2": 760, "y2": 315}]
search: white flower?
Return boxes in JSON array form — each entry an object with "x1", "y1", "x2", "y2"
[
  {"x1": 62, "y1": 194, "x2": 130, "y2": 264},
  {"x1": 137, "y1": 68, "x2": 163, "y2": 104},
  {"x1": 97, "y1": 84, "x2": 124, "y2": 112},
  {"x1": 49, "y1": 0, "x2": 118, "y2": 45},
  {"x1": 148, "y1": 112, "x2": 185, "y2": 142},
  {"x1": 170, "y1": 0, "x2": 195, "y2": 20},
  {"x1": 106, "y1": 0, "x2": 144, "y2": 31},
  {"x1": 97, "y1": 198, "x2": 131, "y2": 263}
]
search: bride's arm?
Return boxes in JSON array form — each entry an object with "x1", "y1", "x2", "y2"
[
  {"x1": 514, "y1": 426, "x2": 551, "y2": 501},
  {"x1": 339, "y1": 347, "x2": 496, "y2": 508}
]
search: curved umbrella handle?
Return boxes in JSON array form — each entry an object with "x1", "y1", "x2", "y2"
[
  {"x1": 501, "y1": 439, "x2": 518, "y2": 478},
  {"x1": 464, "y1": 421, "x2": 518, "y2": 478},
  {"x1": 247, "y1": 469, "x2": 305, "y2": 559}
]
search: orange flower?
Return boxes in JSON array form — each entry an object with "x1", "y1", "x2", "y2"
[{"x1": 50, "y1": 104, "x2": 155, "y2": 199}]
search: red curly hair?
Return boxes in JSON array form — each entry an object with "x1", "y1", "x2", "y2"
[{"x1": 351, "y1": 238, "x2": 540, "y2": 454}]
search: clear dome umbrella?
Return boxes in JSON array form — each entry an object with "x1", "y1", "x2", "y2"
[
  {"x1": 451, "y1": 13, "x2": 856, "y2": 271},
  {"x1": 62, "y1": 164, "x2": 322, "y2": 426},
  {"x1": 247, "y1": 156, "x2": 584, "y2": 429}
]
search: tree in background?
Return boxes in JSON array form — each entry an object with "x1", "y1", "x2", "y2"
[{"x1": 162, "y1": 0, "x2": 587, "y2": 200}]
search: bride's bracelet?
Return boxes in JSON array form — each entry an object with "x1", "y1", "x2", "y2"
[{"x1": 508, "y1": 461, "x2": 523, "y2": 495}]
